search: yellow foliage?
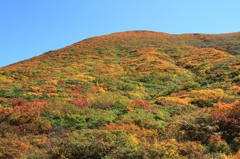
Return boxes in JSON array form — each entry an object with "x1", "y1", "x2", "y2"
[
  {"x1": 220, "y1": 150, "x2": 240, "y2": 159},
  {"x1": 127, "y1": 134, "x2": 139, "y2": 148},
  {"x1": 58, "y1": 92, "x2": 69, "y2": 98},
  {"x1": 94, "y1": 86, "x2": 106, "y2": 93},
  {"x1": 20, "y1": 76, "x2": 29, "y2": 81},
  {"x1": 157, "y1": 96, "x2": 192, "y2": 106},
  {"x1": 229, "y1": 86, "x2": 240, "y2": 95},
  {"x1": 45, "y1": 80, "x2": 58, "y2": 85},
  {"x1": 24, "y1": 92, "x2": 41, "y2": 98},
  {"x1": 153, "y1": 137, "x2": 160, "y2": 149},
  {"x1": 46, "y1": 93, "x2": 59, "y2": 97},
  {"x1": 31, "y1": 86, "x2": 41, "y2": 92},
  {"x1": 191, "y1": 89, "x2": 227, "y2": 104},
  {"x1": 0, "y1": 75, "x2": 7, "y2": 83},
  {"x1": 127, "y1": 91, "x2": 145, "y2": 99},
  {"x1": 51, "y1": 80, "x2": 58, "y2": 85},
  {"x1": 158, "y1": 138, "x2": 180, "y2": 158},
  {"x1": 74, "y1": 73, "x2": 95, "y2": 82},
  {"x1": 126, "y1": 106, "x2": 135, "y2": 112}
]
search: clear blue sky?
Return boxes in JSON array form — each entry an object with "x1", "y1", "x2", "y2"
[{"x1": 1, "y1": 0, "x2": 239, "y2": 67}]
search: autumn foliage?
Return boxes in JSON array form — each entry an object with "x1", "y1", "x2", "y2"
[{"x1": 0, "y1": 31, "x2": 239, "y2": 158}]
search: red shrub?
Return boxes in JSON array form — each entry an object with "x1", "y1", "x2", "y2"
[{"x1": 69, "y1": 98, "x2": 90, "y2": 108}]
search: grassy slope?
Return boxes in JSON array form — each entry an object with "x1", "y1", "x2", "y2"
[{"x1": 0, "y1": 31, "x2": 239, "y2": 158}]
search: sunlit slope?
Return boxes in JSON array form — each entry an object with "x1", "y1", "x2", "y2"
[
  {"x1": 1, "y1": 31, "x2": 239, "y2": 99},
  {"x1": 0, "y1": 31, "x2": 239, "y2": 158}
]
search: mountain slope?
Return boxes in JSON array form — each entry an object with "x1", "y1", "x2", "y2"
[{"x1": 0, "y1": 31, "x2": 240, "y2": 158}]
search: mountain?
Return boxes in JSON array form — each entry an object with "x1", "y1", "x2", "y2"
[{"x1": 0, "y1": 31, "x2": 239, "y2": 158}]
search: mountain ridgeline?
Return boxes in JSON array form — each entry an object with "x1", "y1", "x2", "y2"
[{"x1": 0, "y1": 31, "x2": 240, "y2": 158}]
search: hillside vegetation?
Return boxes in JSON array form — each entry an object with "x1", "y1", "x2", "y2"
[{"x1": 0, "y1": 31, "x2": 240, "y2": 158}]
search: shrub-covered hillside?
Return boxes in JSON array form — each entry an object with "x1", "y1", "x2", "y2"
[{"x1": 0, "y1": 31, "x2": 239, "y2": 158}]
